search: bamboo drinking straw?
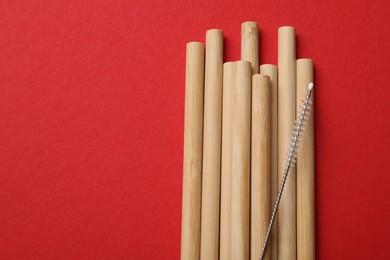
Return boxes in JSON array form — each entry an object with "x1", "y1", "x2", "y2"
[
  {"x1": 251, "y1": 74, "x2": 271, "y2": 260},
  {"x1": 277, "y1": 26, "x2": 296, "y2": 260},
  {"x1": 181, "y1": 42, "x2": 205, "y2": 260},
  {"x1": 200, "y1": 29, "x2": 223, "y2": 260},
  {"x1": 220, "y1": 62, "x2": 235, "y2": 260},
  {"x1": 241, "y1": 22, "x2": 259, "y2": 74},
  {"x1": 231, "y1": 61, "x2": 251, "y2": 259},
  {"x1": 259, "y1": 64, "x2": 278, "y2": 260},
  {"x1": 296, "y1": 59, "x2": 315, "y2": 260}
]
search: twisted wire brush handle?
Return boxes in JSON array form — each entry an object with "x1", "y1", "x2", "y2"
[{"x1": 259, "y1": 82, "x2": 314, "y2": 260}]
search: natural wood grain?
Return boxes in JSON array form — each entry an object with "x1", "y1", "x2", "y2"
[
  {"x1": 296, "y1": 58, "x2": 315, "y2": 260},
  {"x1": 251, "y1": 74, "x2": 271, "y2": 260},
  {"x1": 259, "y1": 64, "x2": 278, "y2": 260},
  {"x1": 181, "y1": 42, "x2": 205, "y2": 260},
  {"x1": 220, "y1": 61, "x2": 235, "y2": 260},
  {"x1": 241, "y1": 22, "x2": 259, "y2": 75},
  {"x1": 200, "y1": 29, "x2": 223, "y2": 260},
  {"x1": 277, "y1": 26, "x2": 296, "y2": 260},
  {"x1": 230, "y1": 60, "x2": 251, "y2": 260}
]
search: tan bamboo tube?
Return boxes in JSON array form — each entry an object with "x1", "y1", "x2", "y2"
[
  {"x1": 260, "y1": 64, "x2": 278, "y2": 260},
  {"x1": 277, "y1": 26, "x2": 296, "y2": 260},
  {"x1": 200, "y1": 29, "x2": 223, "y2": 260},
  {"x1": 231, "y1": 61, "x2": 251, "y2": 259},
  {"x1": 241, "y1": 22, "x2": 259, "y2": 74},
  {"x1": 181, "y1": 42, "x2": 205, "y2": 260},
  {"x1": 219, "y1": 61, "x2": 235, "y2": 260},
  {"x1": 296, "y1": 58, "x2": 315, "y2": 260},
  {"x1": 251, "y1": 74, "x2": 271, "y2": 260}
]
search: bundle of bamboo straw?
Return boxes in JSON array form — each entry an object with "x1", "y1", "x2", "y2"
[{"x1": 181, "y1": 22, "x2": 315, "y2": 260}]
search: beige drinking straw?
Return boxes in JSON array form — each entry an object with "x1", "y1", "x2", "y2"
[
  {"x1": 251, "y1": 74, "x2": 271, "y2": 260},
  {"x1": 200, "y1": 29, "x2": 223, "y2": 260},
  {"x1": 220, "y1": 61, "x2": 235, "y2": 260},
  {"x1": 241, "y1": 22, "x2": 259, "y2": 74},
  {"x1": 181, "y1": 42, "x2": 205, "y2": 260},
  {"x1": 296, "y1": 58, "x2": 315, "y2": 260},
  {"x1": 231, "y1": 61, "x2": 251, "y2": 259},
  {"x1": 277, "y1": 26, "x2": 296, "y2": 260},
  {"x1": 259, "y1": 64, "x2": 278, "y2": 260}
]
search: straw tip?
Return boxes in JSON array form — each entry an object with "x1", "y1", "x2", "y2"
[
  {"x1": 308, "y1": 82, "x2": 314, "y2": 90},
  {"x1": 186, "y1": 41, "x2": 204, "y2": 47},
  {"x1": 206, "y1": 28, "x2": 223, "y2": 34},
  {"x1": 278, "y1": 26, "x2": 295, "y2": 31},
  {"x1": 242, "y1": 21, "x2": 258, "y2": 26}
]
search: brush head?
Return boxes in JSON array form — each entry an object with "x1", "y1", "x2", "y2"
[{"x1": 308, "y1": 82, "x2": 314, "y2": 90}]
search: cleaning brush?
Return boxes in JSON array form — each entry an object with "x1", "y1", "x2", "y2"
[{"x1": 259, "y1": 82, "x2": 315, "y2": 260}]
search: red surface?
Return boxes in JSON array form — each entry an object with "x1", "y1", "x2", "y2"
[{"x1": 0, "y1": 0, "x2": 389, "y2": 259}]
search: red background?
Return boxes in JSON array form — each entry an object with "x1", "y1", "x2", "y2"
[{"x1": 1, "y1": 0, "x2": 389, "y2": 259}]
